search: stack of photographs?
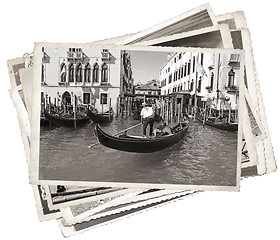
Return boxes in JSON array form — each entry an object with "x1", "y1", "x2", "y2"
[{"x1": 7, "y1": 3, "x2": 277, "y2": 237}]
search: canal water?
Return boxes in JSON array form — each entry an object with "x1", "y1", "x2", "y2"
[{"x1": 39, "y1": 118, "x2": 237, "y2": 186}]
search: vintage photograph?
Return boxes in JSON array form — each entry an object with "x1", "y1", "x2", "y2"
[{"x1": 31, "y1": 45, "x2": 243, "y2": 190}]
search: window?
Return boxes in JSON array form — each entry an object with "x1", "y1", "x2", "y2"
[
  {"x1": 169, "y1": 74, "x2": 172, "y2": 83},
  {"x1": 83, "y1": 93, "x2": 91, "y2": 104},
  {"x1": 200, "y1": 53, "x2": 204, "y2": 65},
  {"x1": 181, "y1": 66, "x2": 184, "y2": 78},
  {"x1": 178, "y1": 53, "x2": 182, "y2": 59},
  {"x1": 198, "y1": 77, "x2": 202, "y2": 92},
  {"x1": 190, "y1": 80, "x2": 194, "y2": 91},
  {"x1": 100, "y1": 93, "x2": 108, "y2": 104},
  {"x1": 178, "y1": 69, "x2": 181, "y2": 79},
  {"x1": 92, "y1": 63, "x2": 99, "y2": 82},
  {"x1": 84, "y1": 63, "x2": 91, "y2": 83},
  {"x1": 187, "y1": 60, "x2": 191, "y2": 75},
  {"x1": 228, "y1": 69, "x2": 235, "y2": 87},
  {"x1": 184, "y1": 64, "x2": 187, "y2": 77},
  {"x1": 69, "y1": 63, "x2": 74, "y2": 82},
  {"x1": 101, "y1": 63, "x2": 108, "y2": 83},
  {"x1": 192, "y1": 56, "x2": 196, "y2": 73},
  {"x1": 60, "y1": 63, "x2": 66, "y2": 82},
  {"x1": 76, "y1": 63, "x2": 82, "y2": 82}
]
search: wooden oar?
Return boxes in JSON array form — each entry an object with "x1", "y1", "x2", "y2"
[{"x1": 88, "y1": 122, "x2": 142, "y2": 148}]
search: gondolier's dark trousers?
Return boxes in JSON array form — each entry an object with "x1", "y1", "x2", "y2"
[{"x1": 142, "y1": 118, "x2": 154, "y2": 137}]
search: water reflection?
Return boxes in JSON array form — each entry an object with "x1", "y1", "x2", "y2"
[{"x1": 39, "y1": 117, "x2": 237, "y2": 186}]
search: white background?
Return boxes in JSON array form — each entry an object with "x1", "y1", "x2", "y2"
[{"x1": 1, "y1": 0, "x2": 279, "y2": 239}]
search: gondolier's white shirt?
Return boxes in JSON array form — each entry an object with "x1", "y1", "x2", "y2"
[{"x1": 140, "y1": 107, "x2": 154, "y2": 119}]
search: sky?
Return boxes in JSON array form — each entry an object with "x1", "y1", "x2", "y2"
[{"x1": 127, "y1": 50, "x2": 169, "y2": 84}]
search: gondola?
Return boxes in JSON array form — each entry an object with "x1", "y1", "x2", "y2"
[
  {"x1": 196, "y1": 115, "x2": 238, "y2": 132},
  {"x1": 40, "y1": 113, "x2": 52, "y2": 126},
  {"x1": 94, "y1": 123, "x2": 189, "y2": 153},
  {"x1": 44, "y1": 110, "x2": 90, "y2": 128},
  {"x1": 87, "y1": 108, "x2": 113, "y2": 123}
]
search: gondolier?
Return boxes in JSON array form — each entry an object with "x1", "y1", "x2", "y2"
[{"x1": 140, "y1": 102, "x2": 155, "y2": 138}]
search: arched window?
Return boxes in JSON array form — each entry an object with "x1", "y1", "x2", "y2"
[
  {"x1": 62, "y1": 91, "x2": 71, "y2": 105},
  {"x1": 92, "y1": 63, "x2": 99, "y2": 82},
  {"x1": 187, "y1": 60, "x2": 191, "y2": 75},
  {"x1": 76, "y1": 63, "x2": 82, "y2": 82},
  {"x1": 184, "y1": 63, "x2": 187, "y2": 77},
  {"x1": 69, "y1": 63, "x2": 74, "y2": 82},
  {"x1": 228, "y1": 69, "x2": 235, "y2": 87},
  {"x1": 101, "y1": 63, "x2": 108, "y2": 83},
  {"x1": 84, "y1": 63, "x2": 91, "y2": 83},
  {"x1": 60, "y1": 63, "x2": 66, "y2": 82},
  {"x1": 192, "y1": 56, "x2": 196, "y2": 73},
  {"x1": 198, "y1": 76, "x2": 202, "y2": 92}
]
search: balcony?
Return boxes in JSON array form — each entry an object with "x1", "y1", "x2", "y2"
[
  {"x1": 228, "y1": 54, "x2": 240, "y2": 68},
  {"x1": 225, "y1": 85, "x2": 239, "y2": 93},
  {"x1": 100, "y1": 82, "x2": 110, "y2": 86},
  {"x1": 101, "y1": 51, "x2": 110, "y2": 60},
  {"x1": 67, "y1": 51, "x2": 83, "y2": 59},
  {"x1": 58, "y1": 81, "x2": 68, "y2": 86},
  {"x1": 205, "y1": 86, "x2": 213, "y2": 93}
]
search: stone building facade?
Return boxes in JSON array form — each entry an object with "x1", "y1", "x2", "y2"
[{"x1": 41, "y1": 47, "x2": 133, "y2": 114}]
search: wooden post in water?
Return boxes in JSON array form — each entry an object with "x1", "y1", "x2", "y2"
[
  {"x1": 221, "y1": 101, "x2": 224, "y2": 119},
  {"x1": 44, "y1": 94, "x2": 48, "y2": 112},
  {"x1": 124, "y1": 97, "x2": 127, "y2": 117},
  {"x1": 74, "y1": 95, "x2": 77, "y2": 128},
  {"x1": 127, "y1": 97, "x2": 130, "y2": 117},
  {"x1": 109, "y1": 98, "x2": 112, "y2": 121},
  {"x1": 203, "y1": 101, "x2": 207, "y2": 125},
  {"x1": 49, "y1": 97, "x2": 51, "y2": 113},
  {"x1": 160, "y1": 98, "x2": 164, "y2": 118},
  {"x1": 177, "y1": 103, "x2": 181, "y2": 123},
  {"x1": 166, "y1": 99, "x2": 169, "y2": 125},
  {"x1": 54, "y1": 98, "x2": 57, "y2": 112},
  {"x1": 170, "y1": 98, "x2": 173, "y2": 121},
  {"x1": 116, "y1": 96, "x2": 119, "y2": 117},
  {"x1": 228, "y1": 103, "x2": 231, "y2": 123},
  {"x1": 101, "y1": 95, "x2": 104, "y2": 114}
]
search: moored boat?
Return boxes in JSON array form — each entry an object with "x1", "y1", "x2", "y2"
[
  {"x1": 94, "y1": 123, "x2": 189, "y2": 153},
  {"x1": 44, "y1": 110, "x2": 90, "y2": 128},
  {"x1": 196, "y1": 115, "x2": 238, "y2": 132},
  {"x1": 87, "y1": 107, "x2": 113, "y2": 123},
  {"x1": 40, "y1": 112, "x2": 52, "y2": 126}
]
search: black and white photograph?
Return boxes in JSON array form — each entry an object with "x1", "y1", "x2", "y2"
[
  {"x1": 3, "y1": 1, "x2": 280, "y2": 240},
  {"x1": 30, "y1": 44, "x2": 243, "y2": 190}
]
